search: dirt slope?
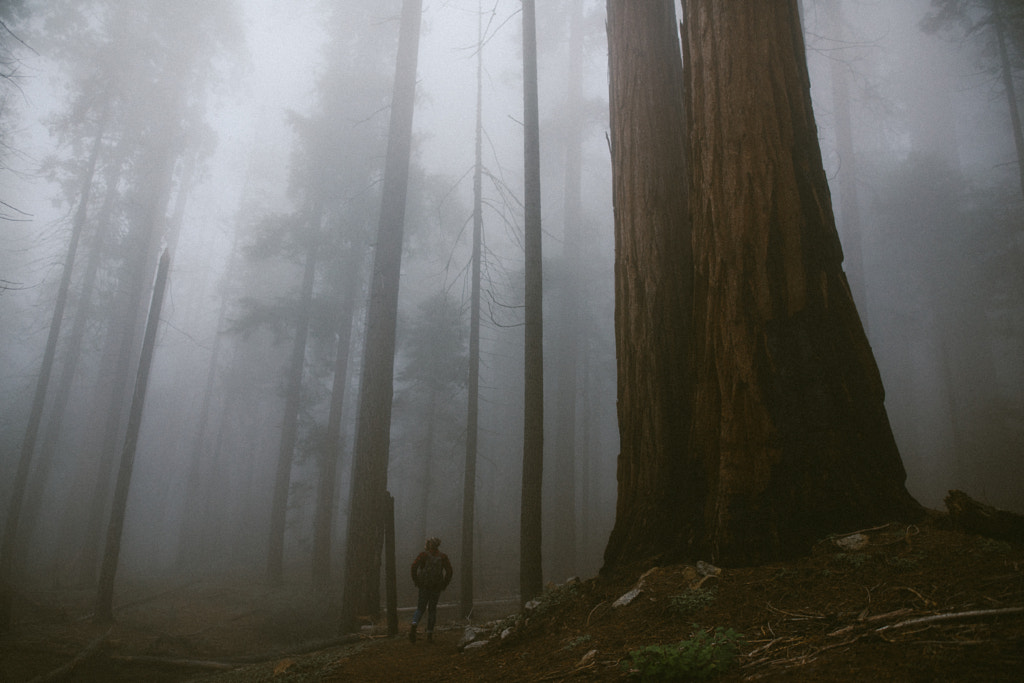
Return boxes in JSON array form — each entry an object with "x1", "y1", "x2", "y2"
[{"x1": 2, "y1": 516, "x2": 1022, "y2": 681}]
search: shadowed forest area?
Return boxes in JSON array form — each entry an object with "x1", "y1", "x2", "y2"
[{"x1": 0, "y1": 0, "x2": 1022, "y2": 680}]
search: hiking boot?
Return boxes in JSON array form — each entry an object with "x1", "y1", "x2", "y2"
[
  {"x1": 426, "y1": 631, "x2": 433, "y2": 643},
  {"x1": 409, "y1": 623, "x2": 417, "y2": 643}
]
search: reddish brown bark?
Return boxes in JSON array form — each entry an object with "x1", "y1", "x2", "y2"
[
  {"x1": 603, "y1": 0, "x2": 697, "y2": 569},
  {"x1": 603, "y1": 0, "x2": 919, "y2": 571},
  {"x1": 683, "y1": 0, "x2": 918, "y2": 563}
]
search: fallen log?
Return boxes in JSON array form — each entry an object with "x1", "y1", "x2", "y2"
[{"x1": 945, "y1": 490, "x2": 1024, "y2": 545}]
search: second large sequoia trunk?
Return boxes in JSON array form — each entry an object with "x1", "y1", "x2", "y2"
[{"x1": 604, "y1": 0, "x2": 920, "y2": 570}]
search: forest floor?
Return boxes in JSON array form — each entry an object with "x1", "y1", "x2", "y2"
[{"x1": 2, "y1": 512, "x2": 1022, "y2": 682}]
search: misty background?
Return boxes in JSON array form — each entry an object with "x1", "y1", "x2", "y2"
[{"x1": 1, "y1": 0, "x2": 1021, "y2": 607}]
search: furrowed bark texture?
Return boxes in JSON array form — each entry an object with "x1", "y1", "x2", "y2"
[
  {"x1": 683, "y1": 0, "x2": 918, "y2": 564},
  {"x1": 604, "y1": 0, "x2": 697, "y2": 569}
]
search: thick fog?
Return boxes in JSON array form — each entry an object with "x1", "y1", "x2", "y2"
[{"x1": 0, "y1": 0, "x2": 1021, "y2": 610}]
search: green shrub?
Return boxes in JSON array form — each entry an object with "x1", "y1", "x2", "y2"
[
  {"x1": 831, "y1": 552, "x2": 869, "y2": 568},
  {"x1": 623, "y1": 626, "x2": 744, "y2": 681},
  {"x1": 533, "y1": 581, "x2": 580, "y2": 615},
  {"x1": 976, "y1": 538, "x2": 1012, "y2": 554},
  {"x1": 669, "y1": 587, "x2": 717, "y2": 616},
  {"x1": 887, "y1": 553, "x2": 923, "y2": 570}
]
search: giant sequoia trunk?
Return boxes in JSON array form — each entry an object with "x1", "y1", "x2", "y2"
[
  {"x1": 683, "y1": 0, "x2": 919, "y2": 563},
  {"x1": 604, "y1": 0, "x2": 919, "y2": 570},
  {"x1": 603, "y1": 0, "x2": 696, "y2": 569}
]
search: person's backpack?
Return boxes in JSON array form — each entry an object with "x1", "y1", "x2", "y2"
[{"x1": 418, "y1": 552, "x2": 445, "y2": 590}]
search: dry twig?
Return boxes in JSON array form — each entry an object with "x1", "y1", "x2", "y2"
[{"x1": 766, "y1": 603, "x2": 825, "y2": 620}]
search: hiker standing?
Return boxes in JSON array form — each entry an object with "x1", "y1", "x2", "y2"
[{"x1": 409, "y1": 536, "x2": 452, "y2": 643}]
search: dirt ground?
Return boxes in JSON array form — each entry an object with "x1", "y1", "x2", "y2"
[{"x1": 2, "y1": 514, "x2": 1022, "y2": 682}]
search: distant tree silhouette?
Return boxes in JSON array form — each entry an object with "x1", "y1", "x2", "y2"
[{"x1": 339, "y1": 0, "x2": 423, "y2": 633}]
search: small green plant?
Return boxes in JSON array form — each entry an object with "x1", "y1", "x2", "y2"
[
  {"x1": 831, "y1": 552, "x2": 869, "y2": 568},
  {"x1": 887, "y1": 553, "x2": 923, "y2": 570},
  {"x1": 532, "y1": 581, "x2": 580, "y2": 616},
  {"x1": 562, "y1": 634, "x2": 592, "y2": 650},
  {"x1": 623, "y1": 626, "x2": 744, "y2": 681},
  {"x1": 773, "y1": 567, "x2": 798, "y2": 581},
  {"x1": 669, "y1": 587, "x2": 717, "y2": 616},
  {"x1": 976, "y1": 538, "x2": 1012, "y2": 554}
]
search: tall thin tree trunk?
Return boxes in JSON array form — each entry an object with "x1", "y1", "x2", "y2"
[
  {"x1": 579, "y1": 347, "x2": 593, "y2": 562},
  {"x1": 520, "y1": 0, "x2": 545, "y2": 605},
  {"x1": 0, "y1": 116, "x2": 106, "y2": 631},
  {"x1": 94, "y1": 248, "x2": 171, "y2": 623},
  {"x1": 267, "y1": 217, "x2": 321, "y2": 586},
  {"x1": 176, "y1": 258, "x2": 232, "y2": 573},
  {"x1": 18, "y1": 138, "x2": 126, "y2": 569},
  {"x1": 339, "y1": 0, "x2": 422, "y2": 633},
  {"x1": 77, "y1": 132, "x2": 179, "y2": 587},
  {"x1": 415, "y1": 394, "x2": 437, "y2": 545},
  {"x1": 993, "y1": 0, "x2": 1024, "y2": 202},
  {"x1": 312, "y1": 248, "x2": 361, "y2": 589},
  {"x1": 460, "y1": 1, "x2": 484, "y2": 620},
  {"x1": 549, "y1": 0, "x2": 585, "y2": 583}
]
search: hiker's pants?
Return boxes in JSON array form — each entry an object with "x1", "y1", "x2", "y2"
[{"x1": 413, "y1": 587, "x2": 441, "y2": 631}]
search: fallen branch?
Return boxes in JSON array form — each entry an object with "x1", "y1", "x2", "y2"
[
  {"x1": 108, "y1": 654, "x2": 236, "y2": 671},
  {"x1": 585, "y1": 601, "x2": 609, "y2": 626},
  {"x1": 893, "y1": 585, "x2": 934, "y2": 606},
  {"x1": 766, "y1": 603, "x2": 825, "y2": 620},
  {"x1": 749, "y1": 635, "x2": 863, "y2": 671},
  {"x1": 27, "y1": 627, "x2": 112, "y2": 683},
  {"x1": 876, "y1": 606, "x2": 1024, "y2": 632},
  {"x1": 834, "y1": 522, "x2": 898, "y2": 538},
  {"x1": 743, "y1": 636, "x2": 797, "y2": 658},
  {"x1": 863, "y1": 608, "x2": 915, "y2": 623},
  {"x1": 535, "y1": 660, "x2": 599, "y2": 682}
]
